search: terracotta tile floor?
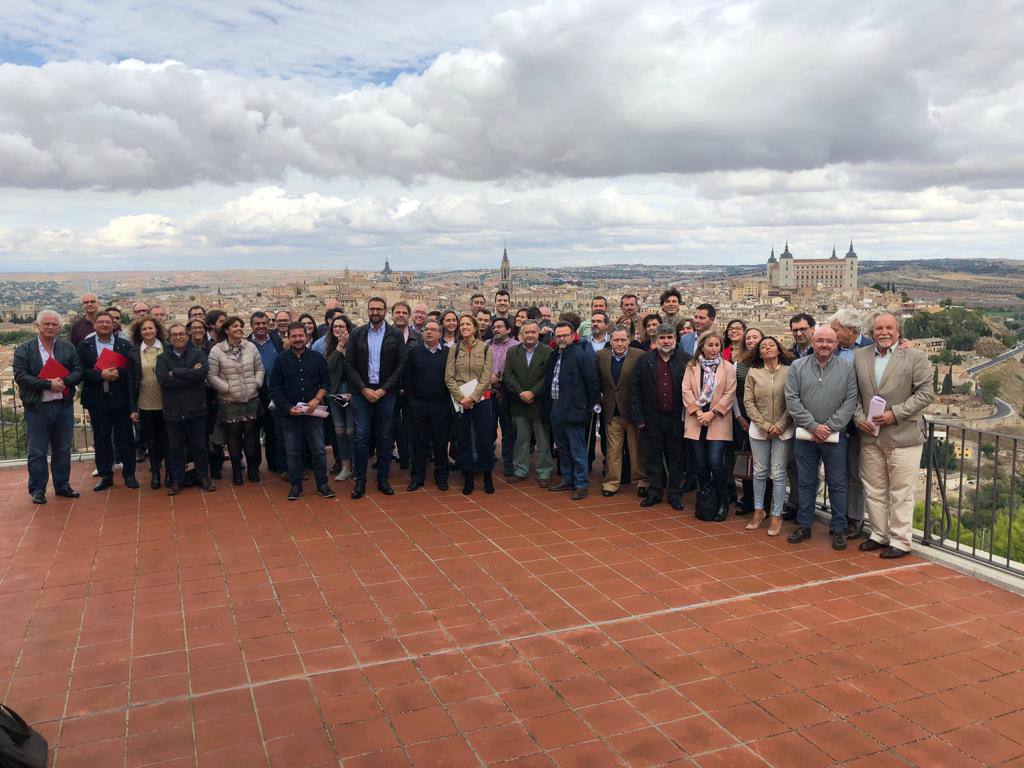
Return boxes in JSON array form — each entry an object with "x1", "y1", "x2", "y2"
[{"x1": 2, "y1": 462, "x2": 1024, "y2": 767}]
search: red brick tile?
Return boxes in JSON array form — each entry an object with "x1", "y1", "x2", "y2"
[
  {"x1": 849, "y1": 707, "x2": 930, "y2": 747},
  {"x1": 197, "y1": 743, "x2": 267, "y2": 768},
  {"x1": 447, "y1": 695, "x2": 515, "y2": 732},
  {"x1": 128, "y1": 699, "x2": 192, "y2": 734},
  {"x1": 550, "y1": 740, "x2": 621, "y2": 767},
  {"x1": 389, "y1": 704, "x2": 457, "y2": 744},
  {"x1": 751, "y1": 731, "x2": 832, "y2": 768},
  {"x1": 330, "y1": 716, "x2": 398, "y2": 757},
  {"x1": 467, "y1": 723, "x2": 541, "y2": 763},
  {"x1": 942, "y1": 723, "x2": 1024, "y2": 764},
  {"x1": 405, "y1": 734, "x2": 479, "y2": 767},
  {"x1": 800, "y1": 719, "x2": 885, "y2": 762},
  {"x1": 57, "y1": 737, "x2": 127, "y2": 768},
  {"x1": 264, "y1": 729, "x2": 336, "y2": 768},
  {"x1": 578, "y1": 699, "x2": 647, "y2": 737},
  {"x1": 126, "y1": 724, "x2": 195, "y2": 768},
  {"x1": 759, "y1": 691, "x2": 833, "y2": 728},
  {"x1": 194, "y1": 713, "x2": 262, "y2": 753},
  {"x1": 714, "y1": 702, "x2": 788, "y2": 742},
  {"x1": 608, "y1": 727, "x2": 685, "y2": 766},
  {"x1": 523, "y1": 710, "x2": 595, "y2": 750},
  {"x1": 59, "y1": 711, "x2": 126, "y2": 747}
]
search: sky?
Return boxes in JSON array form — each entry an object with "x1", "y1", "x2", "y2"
[{"x1": 1, "y1": 0, "x2": 1023, "y2": 272}]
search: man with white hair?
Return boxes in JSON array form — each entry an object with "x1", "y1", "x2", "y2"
[
  {"x1": 830, "y1": 309, "x2": 874, "y2": 537},
  {"x1": 12, "y1": 310, "x2": 85, "y2": 504}
]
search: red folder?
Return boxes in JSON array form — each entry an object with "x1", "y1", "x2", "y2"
[
  {"x1": 95, "y1": 347, "x2": 129, "y2": 370},
  {"x1": 39, "y1": 357, "x2": 71, "y2": 396}
]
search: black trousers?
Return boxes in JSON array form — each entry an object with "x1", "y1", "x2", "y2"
[
  {"x1": 166, "y1": 416, "x2": 209, "y2": 487},
  {"x1": 257, "y1": 408, "x2": 278, "y2": 471},
  {"x1": 89, "y1": 403, "x2": 136, "y2": 479},
  {"x1": 139, "y1": 408, "x2": 168, "y2": 473},
  {"x1": 408, "y1": 397, "x2": 452, "y2": 484},
  {"x1": 642, "y1": 412, "x2": 683, "y2": 499}
]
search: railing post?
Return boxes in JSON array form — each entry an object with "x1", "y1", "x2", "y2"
[{"x1": 923, "y1": 421, "x2": 934, "y2": 547}]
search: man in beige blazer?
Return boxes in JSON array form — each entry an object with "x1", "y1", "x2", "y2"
[
  {"x1": 853, "y1": 311, "x2": 934, "y2": 558},
  {"x1": 596, "y1": 327, "x2": 647, "y2": 496}
]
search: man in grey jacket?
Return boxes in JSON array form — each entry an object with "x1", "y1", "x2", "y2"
[{"x1": 784, "y1": 326, "x2": 859, "y2": 550}]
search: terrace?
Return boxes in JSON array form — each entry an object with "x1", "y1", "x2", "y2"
[{"x1": 1, "y1": 459, "x2": 1023, "y2": 768}]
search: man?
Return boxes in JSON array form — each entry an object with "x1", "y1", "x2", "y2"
[
  {"x1": 578, "y1": 296, "x2": 608, "y2": 338},
  {"x1": 596, "y1": 327, "x2": 647, "y2": 497},
  {"x1": 494, "y1": 290, "x2": 512, "y2": 323},
  {"x1": 13, "y1": 309, "x2": 84, "y2": 504},
  {"x1": 789, "y1": 313, "x2": 816, "y2": 358},
  {"x1": 345, "y1": 297, "x2": 407, "y2": 498},
  {"x1": 545, "y1": 321, "x2": 599, "y2": 500},
  {"x1": 188, "y1": 305, "x2": 207, "y2": 323},
  {"x1": 582, "y1": 311, "x2": 610, "y2": 355},
  {"x1": 71, "y1": 293, "x2": 100, "y2": 346},
  {"x1": 470, "y1": 293, "x2": 487, "y2": 315},
  {"x1": 538, "y1": 306, "x2": 553, "y2": 324},
  {"x1": 581, "y1": 310, "x2": 611, "y2": 470},
  {"x1": 616, "y1": 294, "x2": 641, "y2": 341},
  {"x1": 390, "y1": 300, "x2": 421, "y2": 470},
  {"x1": 150, "y1": 306, "x2": 167, "y2": 324},
  {"x1": 854, "y1": 312, "x2": 933, "y2": 558},
  {"x1": 679, "y1": 303, "x2": 716, "y2": 357},
  {"x1": 77, "y1": 311, "x2": 139, "y2": 491},
  {"x1": 784, "y1": 326, "x2": 859, "y2": 550},
  {"x1": 249, "y1": 311, "x2": 284, "y2": 473},
  {"x1": 660, "y1": 288, "x2": 684, "y2": 329},
  {"x1": 132, "y1": 301, "x2": 150, "y2": 321},
  {"x1": 105, "y1": 306, "x2": 128, "y2": 340},
  {"x1": 488, "y1": 317, "x2": 520, "y2": 479},
  {"x1": 411, "y1": 302, "x2": 429, "y2": 333},
  {"x1": 403, "y1": 319, "x2": 451, "y2": 491},
  {"x1": 503, "y1": 320, "x2": 555, "y2": 487},
  {"x1": 275, "y1": 310, "x2": 293, "y2": 339},
  {"x1": 630, "y1": 324, "x2": 688, "y2": 510},
  {"x1": 270, "y1": 322, "x2": 334, "y2": 500},
  {"x1": 157, "y1": 323, "x2": 215, "y2": 495},
  {"x1": 476, "y1": 309, "x2": 493, "y2": 341}
]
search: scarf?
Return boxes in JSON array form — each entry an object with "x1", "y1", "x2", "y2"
[{"x1": 697, "y1": 356, "x2": 720, "y2": 407}]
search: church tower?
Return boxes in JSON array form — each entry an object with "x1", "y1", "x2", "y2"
[{"x1": 499, "y1": 246, "x2": 511, "y2": 294}]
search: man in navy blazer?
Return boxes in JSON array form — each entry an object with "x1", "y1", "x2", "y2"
[
  {"x1": 544, "y1": 322, "x2": 599, "y2": 499},
  {"x1": 78, "y1": 311, "x2": 139, "y2": 491}
]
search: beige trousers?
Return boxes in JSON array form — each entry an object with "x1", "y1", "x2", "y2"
[
  {"x1": 861, "y1": 442, "x2": 920, "y2": 552},
  {"x1": 603, "y1": 415, "x2": 647, "y2": 492}
]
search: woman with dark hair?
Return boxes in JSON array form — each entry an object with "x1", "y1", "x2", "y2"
[
  {"x1": 325, "y1": 315, "x2": 354, "y2": 481},
  {"x1": 729, "y1": 326, "x2": 764, "y2": 515},
  {"x1": 207, "y1": 316, "x2": 265, "y2": 485},
  {"x1": 297, "y1": 313, "x2": 318, "y2": 342},
  {"x1": 131, "y1": 316, "x2": 170, "y2": 489},
  {"x1": 722, "y1": 318, "x2": 747, "y2": 362},
  {"x1": 682, "y1": 330, "x2": 736, "y2": 522},
  {"x1": 188, "y1": 319, "x2": 211, "y2": 352},
  {"x1": 743, "y1": 336, "x2": 795, "y2": 535},
  {"x1": 512, "y1": 308, "x2": 529, "y2": 339},
  {"x1": 440, "y1": 310, "x2": 459, "y2": 348},
  {"x1": 445, "y1": 314, "x2": 494, "y2": 495},
  {"x1": 633, "y1": 313, "x2": 662, "y2": 350}
]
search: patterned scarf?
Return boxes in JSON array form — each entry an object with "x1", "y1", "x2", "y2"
[{"x1": 698, "y1": 356, "x2": 720, "y2": 407}]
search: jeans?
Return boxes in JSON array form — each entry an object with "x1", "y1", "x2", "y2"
[
  {"x1": 689, "y1": 431, "x2": 728, "y2": 502},
  {"x1": 88, "y1": 403, "x2": 136, "y2": 479},
  {"x1": 511, "y1": 416, "x2": 553, "y2": 480},
  {"x1": 794, "y1": 434, "x2": 848, "y2": 532},
  {"x1": 494, "y1": 406, "x2": 517, "y2": 476},
  {"x1": 551, "y1": 411, "x2": 589, "y2": 489},
  {"x1": 456, "y1": 398, "x2": 495, "y2": 473},
  {"x1": 409, "y1": 397, "x2": 451, "y2": 484},
  {"x1": 25, "y1": 401, "x2": 74, "y2": 494},
  {"x1": 283, "y1": 414, "x2": 328, "y2": 488},
  {"x1": 166, "y1": 416, "x2": 209, "y2": 487},
  {"x1": 642, "y1": 412, "x2": 683, "y2": 499},
  {"x1": 750, "y1": 436, "x2": 790, "y2": 517},
  {"x1": 394, "y1": 394, "x2": 411, "y2": 466},
  {"x1": 351, "y1": 391, "x2": 396, "y2": 482},
  {"x1": 329, "y1": 399, "x2": 353, "y2": 463}
]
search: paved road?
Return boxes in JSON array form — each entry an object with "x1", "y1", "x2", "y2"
[{"x1": 966, "y1": 343, "x2": 1024, "y2": 374}]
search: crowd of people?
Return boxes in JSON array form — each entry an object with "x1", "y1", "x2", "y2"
[{"x1": 13, "y1": 287, "x2": 933, "y2": 556}]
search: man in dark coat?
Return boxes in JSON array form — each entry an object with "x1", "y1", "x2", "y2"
[
  {"x1": 545, "y1": 321, "x2": 599, "y2": 499},
  {"x1": 503, "y1": 320, "x2": 555, "y2": 486}
]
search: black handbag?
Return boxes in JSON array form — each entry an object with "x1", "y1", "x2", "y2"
[
  {"x1": 0, "y1": 704, "x2": 48, "y2": 768},
  {"x1": 694, "y1": 486, "x2": 719, "y2": 522}
]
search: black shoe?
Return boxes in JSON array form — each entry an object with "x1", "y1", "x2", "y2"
[
  {"x1": 201, "y1": 478, "x2": 216, "y2": 492},
  {"x1": 637, "y1": 487, "x2": 648, "y2": 498},
  {"x1": 231, "y1": 467, "x2": 243, "y2": 486},
  {"x1": 247, "y1": 467, "x2": 261, "y2": 483},
  {"x1": 288, "y1": 485, "x2": 303, "y2": 501},
  {"x1": 669, "y1": 497, "x2": 684, "y2": 511},
  {"x1": 407, "y1": 480, "x2": 424, "y2": 492},
  {"x1": 788, "y1": 526, "x2": 812, "y2": 544},
  {"x1": 640, "y1": 495, "x2": 662, "y2": 507},
  {"x1": 712, "y1": 501, "x2": 729, "y2": 523},
  {"x1": 124, "y1": 475, "x2": 140, "y2": 489},
  {"x1": 437, "y1": 480, "x2": 449, "y2": 491},
  {"x1": 832, "y1": 532, "x2": 847, "y2": 551},
  {"x1": 351, "y1": 480, "x2": 366, "y2": 499},
  {"x1": 377, "y1": 480, "x2": 395, "y2": 496},
  {"x1": 858, "y1": 539, "x2": 886, "y2": 552},
  {"x1": 316, "y1": 484, "x2": 336, "y2": 498},
  {"x1": 571, "y1": 488, "x2": 588, "y2": 500},
  {"x1": 482, "y1": 471, "x2": 494, "y2": 494},
  {"x1": 330, "y1": 463, "x2": 342, "y2": 476},
  {"x1": 602, "y1": 490, "x2": 615, "y2": 497},
  {"x1": 167, "y1": 484, "x2": 182, "y2": 496},
  {"x1": 55, "y1": 487, "x2": 80, "y2": 498},
  {"x1": 880, "y1": 546, "x2": 910, "y2": 559},
  {"x1": 781, "y1": 505, "x2": 797, "y2": 522},
  {"x1": 548, "y1": 482, "x2": 572, "y2": 492},
  {"x1": 151, "y1": 469, "x2": 161, "y2": 490},
  {"x1": 846, "y1": 519, "x2": 866, "y2": 539},
  {"x1": 462, "y1": 471, "x2": 475, "y2": 496},
  {"x1": 31, "y1": 491, "x2": 46, "y2": 504},
  {"x1": 93, "y1": 477, "x2": 114, "y2": 492}
]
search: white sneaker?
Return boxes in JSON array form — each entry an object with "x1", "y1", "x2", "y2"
[
  {"x1": 335, "y1": 467, "x2": 352, "y2": 481},
  {"x1": 91, "y1": 467, "x2": 100, "y2": 477},
  {"x1": 114, "y1": 462, "x2": 122, "y2": 470}
]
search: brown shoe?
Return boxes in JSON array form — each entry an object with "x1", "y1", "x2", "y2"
[
  {"x1": 746, "y1": 509, "x2": 766, "y2": 530},
  {"x1": 571, "y1": 488, "x2": 588, "y2": 500},
  {"x1": 537, "y1": 478, "x2": 550, "y2": 488}
]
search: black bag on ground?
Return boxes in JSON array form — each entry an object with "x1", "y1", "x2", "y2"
[
  {"x1": 0, "y1": 704, "x2": 48, "y2": 768},
  {"x1": 694, "y1": 486, "x2": 719, "y2": 522}
]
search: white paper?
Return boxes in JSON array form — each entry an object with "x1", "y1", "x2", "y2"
[
  {"x1": 295, "y1": 402, "x2": 330, "y2": 418},
  {"x1": 867, "y1": 395, "x2": 887, "y2": 435},
  {"x1": 459, "y1": 379, "x2": 479, "y2": 397},
  {"x1": 750, "y1": 422, "x2": 795, "y2": 441},
  {"x1": 795, "y1": 426, "x2": 839, "y2": 443}
]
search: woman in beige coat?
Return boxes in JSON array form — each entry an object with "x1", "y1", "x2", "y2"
[
  {"x1": 445, "y1": 314, "x2": 494, "y2": 495},
  {"x1": 207, "y1": 316, "x2": 264, "y2": 485},
  {"x1": 683, "y1": 331, "x2": 736, "y2": 521}
]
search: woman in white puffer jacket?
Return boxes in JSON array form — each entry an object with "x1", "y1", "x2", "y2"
[{"x1": 207, "y1": 315, "x2": 265, "y2": 486}]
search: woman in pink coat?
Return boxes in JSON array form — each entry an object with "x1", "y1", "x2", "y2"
[{"x1": 683, "y1": 331, "x2": 737, "y2": 521}]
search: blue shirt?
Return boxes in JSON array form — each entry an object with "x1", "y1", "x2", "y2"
[
  {"x1": 367, "y1": 322, "x2": 386, "y2": 385},
  {"x1": 837, "y1": 335, "x2": 866, "y2": 364},
  {"x1": 269, "y1": 348, "x2": 330, "y2": 413},
  {"x1": 874, "y1": 346, "x2": 894, "y2": 387},
  {"x1": 252, "y1": 334, "x2": 280, "y2": 376},
  {"x1": 680, "y1": 332, "x2": 697, "y2": 357}
]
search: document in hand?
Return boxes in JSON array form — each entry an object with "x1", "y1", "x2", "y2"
[
  {"x1": 795, "y1": 427, "x2": 840, "y2": 443},
  {"x1": 39, "y1": 357, "x2": 71, "y2": 395},
  {"x1": 296, "y1": 402, "x2": 330, "y2": 418},
  {"x1": 452, "y1": 379, "x2": 479, "y2": 414},
  {"x1": 867, "y1": 396, "x2": 887, "y2": 435},
  {"x1": 95, "y1": 348, "x2": 130, "y2": 370}
]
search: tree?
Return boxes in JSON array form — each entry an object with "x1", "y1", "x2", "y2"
[
  {"x1": 930, "y1": 349, "x2": 963, "y2": 366},
  {"x1": 979, "y1": 372, "x2": 1001, "y2": 401},
  {"x1": 939, "y1": 298, "x2": 954, "y2": 307},
  {"x1": 941, "y1": 366, "x2": 953, "y2": 395},
  {"x1": 932, "y1": 366, "x2": 940, "y2": 394}
]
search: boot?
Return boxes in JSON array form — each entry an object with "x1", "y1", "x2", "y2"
[
  {"x1": 247, "y1": 465, "x2": 261, "y2": 483},
  {"x1": 462, "y1": 471, "x2": 475, "y2": 495},
  {"x1": 209, "y1": 447, "x2": 224, "y2": 480},
  {"x1": 482, "y1": 471, "x2": 494, "y2": 494},
  {"x1": 232, "y1": 463, "x2": 244, "y2": 486},
  {"x1": 150, "y1": 467, "x2": 161, "y2": 490},
  {"x1": 712, "y1": 498, "x2": 729, "y2": 523}
]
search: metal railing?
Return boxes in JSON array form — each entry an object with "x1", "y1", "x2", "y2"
[
  {"x1": 920, "y1": 420, "x2": 1024, "y2": 577},
  {"x1": 0, "y1": 375, "x2": 95, "y2": 462}
]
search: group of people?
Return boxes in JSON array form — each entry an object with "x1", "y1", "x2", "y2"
[{"x1": 14, "y1": 287, "x2": 933, "y2": 556}]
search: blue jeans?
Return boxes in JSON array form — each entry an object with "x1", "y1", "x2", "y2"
[
  {"x1": 329, "y1": 399, "x2": 353, "y2": 463},
  {"x1": 283, "y1": 414, "x2": 328, "y2": 488},
  {"x1": 794, "y1": 434, "x2": 847, "y2": 532},
  {"x1": 456, "y1": 398, "x2": 495, "y2": 473},
  {"x1": 689, "y1": 434, "x2": 728, "y2": 501},
  {"x1": 750, "y1": 436, "x2": 790, "y2": 517},
  {"x1": 351, "y1": 391, "x2": 395, "y2": 482},
  {"x1": 551, "y1": 412, "x2": 589, "y2": 489},
  {"x1": 25, "y1": 401, "x2": 74, "y2": 494}
]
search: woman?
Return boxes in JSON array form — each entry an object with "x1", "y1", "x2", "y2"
[
  {"x1": 743, "y1": 337, "x2": 795, "y2": 535},
  {"x1": 633, "y1": 313, "x2": 662, "y2": 350},
  {"x1": 131, "y1": 316, "x2": 170, "y2": 489},
  {"x1": 297, "y1": 313, "x2": 318, "y2": 342},
  {"x1": 512, "y1": 308, "x2": 529, "y2": 339},
  {"x1": 682, "y1": 331, "x2": 736, "y2": 522},
  {"x1": 722, "y1": 319, "x2": 747, "y2": 362},
  {"x1": 440, "y1": 310, "x2": 459, "y2": 348},
  {"x1": 325, "y1": 315, "x2": 354, "y2": 481},
  {"x1": 445, "y1": 314, "x2": 494, "y2": 495},
  {"x1": 730, "y1": 326, "x2": 764, "y2": 515},
  {"x1": 207, "y1": 316, "x2": 265, "y2": 486},
  {"x1": 188, "y1": 318, "x2": 211, "y2": 353}
]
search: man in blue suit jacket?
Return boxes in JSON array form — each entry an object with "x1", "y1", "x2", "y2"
[{"x1": 544, "y1": 322, "x2": 599, "y2": 499}]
